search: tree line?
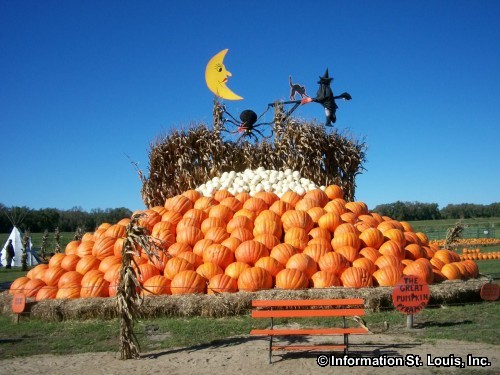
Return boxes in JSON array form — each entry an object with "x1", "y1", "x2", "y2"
[
  {"x1": 372, "y1": 201, "x2": 500, "y2": 221},
  {"x1": 0, "y1": 204, "x2": 133, "y2": 233}
]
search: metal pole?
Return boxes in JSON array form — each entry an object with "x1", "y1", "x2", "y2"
[{"x1": 407, "y1": 314, "x2": 414, "y2": 329}]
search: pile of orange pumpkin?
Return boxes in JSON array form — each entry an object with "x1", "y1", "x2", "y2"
[
  {"x1": 9, "y1": 185, "x2": 480, "y2": 300},
  {"x1": 461, "y1": 249, "x2": 500, "y2": 261}
]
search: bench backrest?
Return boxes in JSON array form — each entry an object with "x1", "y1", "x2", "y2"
[{"x1": 252, "y1": 298, "x2": 365, "y2": 318}]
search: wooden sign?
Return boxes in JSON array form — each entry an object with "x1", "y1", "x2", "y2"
[
  {"x1": 12, "y1": 293, "x2": 26, "y2": 314},
  {"x1": 480, "y1": 282, "x2": 499, "y2": 301},
  {"x1": 392, "y1": 275, "x2": 430, "y2": 315}
]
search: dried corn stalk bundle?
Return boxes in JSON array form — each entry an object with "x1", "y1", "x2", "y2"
[{"x1": 141, "y1": 114, "x2": 366, "y2": 207}]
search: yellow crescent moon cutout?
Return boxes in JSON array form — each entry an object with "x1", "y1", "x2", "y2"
[{"x1": 205, "y1": 49, "x2": 243, "y2": 100}]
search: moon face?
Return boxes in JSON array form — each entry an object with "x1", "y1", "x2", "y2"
[{"x1": 205, "y1": 49, "x2": 243, "y2": 100}]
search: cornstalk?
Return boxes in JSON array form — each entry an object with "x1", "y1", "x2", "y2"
[{"x1": 117, "y1": 214, "x2": 162, "y2": 360}]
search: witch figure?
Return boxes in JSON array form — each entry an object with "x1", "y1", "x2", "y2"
[{"x1": 302, "y1": 68, "x2": 352, "y2": 127}]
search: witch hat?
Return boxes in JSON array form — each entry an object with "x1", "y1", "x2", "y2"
[{"x1": 318, "y1": 68, "x2": 333, "y2": 83}]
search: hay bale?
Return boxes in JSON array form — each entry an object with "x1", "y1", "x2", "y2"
[
  {"x1": 0, "y1": 279, "x2": 486, "y2": 322},
  {"x1": 140, "y1": 120, "x2": 367, "y2": 208}
]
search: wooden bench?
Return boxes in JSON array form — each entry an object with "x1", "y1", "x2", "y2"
[{"x1": 250, "y1": 298, "x2": 369, "y2": 363}]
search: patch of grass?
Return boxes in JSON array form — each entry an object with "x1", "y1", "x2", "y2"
[{"x1": 0, "y1": 302, "x2": 498, "y2": 358}]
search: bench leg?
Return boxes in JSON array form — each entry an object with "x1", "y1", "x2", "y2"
[
  {"x1": 269, "y1": 335, "x2": 273, "y2": 364},
  {"x1": 343, "y1": 316, "x2": 348, "y2": 355}
]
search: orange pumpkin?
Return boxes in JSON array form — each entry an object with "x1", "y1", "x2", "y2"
[
  {"x1": 284, "y1": 227, "x2": 309, "y2": 250},
  {"x1": 143, "y1": 275, "x2": 171, "y2": 295},
  {"x1": 237, "y1": 267, "x2": 273, "y2": 292},
  {"x1": 286, "y1": 253, "x2": 317, "y2": 278},
  {"x1": 275, "y1": 268, "x2": 309, "y2": 290},
  {"x1": 204, "y1": 227, "x2": 230, "y2": 244},
  {"x1": 281, "y1": 210, "x2": 314, "y2": 232},
  {"x1": 331, "y1": 233, "x2": 361, "y2": 251},
  {"x1": 28, "y1": 264, "x2": 49, "y2": 280},
  {"x1": 104, "y1": 224, "x2": 126, "y2": 239},
  {"x1": 310, "y1": 270, "x2": 341, "y2": 288},
  {"x1": 209, "y1": 204, "x2": 234, "y2": 223},
  {"x1": 359, "y1": 228, "x2": 385, "y2": 249},
  {"x1": 374, "y1": 254, "x2": 402, "y2": 270},
  {"x1": 56, "y1": 282, "x2": 81, "y2": 299},
  {"x1": 98, "y1": 255, "x2": 121, "y2": 274},
  {"x1": 253, "y1": 220, "x2": 282, "y2": 238},
  {"x1": 213, "y1": 189, "x2": 233, "y2": 201},
  {"x1": 76, "y1": 255, "x2": 101, "y2": 275},
  {"x1": 405, "y1": 244, "x2": 425, "y2": 260},
  {"x1": 92, "y1": 236, "x2": 117, "y2": 260},
  {"x1": 65, "y1": 240, "x2": 81, "y2": 255},
  {"x1": 372, "y1": 266, "x2": 403, "y2": 287},
  {"x1": 161, "y1": 211, "x2": 183, "y2": 226},
  {"x1": 196, "y1": 262, "x2": 224, "y2": 280},
  {"x1": 226, "y1": 215, "x2": 254, "y2": 233},
  {"x1": 254, "y1": 256, "x2": 284, "y2": 277},
  {"x1": 324, "y1": 184, "x2": 344, "y2": 200},
  {"x1": 35, "y1": 285, "x2": 58, "y2": 301},
  {"x1": 359, "y1": 247, "x2": 381, "y2": 263},
  {"x1": 335, "y1": 245, "x2": 360, "y2": 263},
  {"x1": 323, "y1": 198, "x2": 347, "y2": 215},
  {"x1": 207, "y1": 274, "x2": 238, "y2": 294},
  {"x1": 253, "y1": 191, "x2": 280, "y2": 206},
  {"x1": 43, "y1": 266, "x2": 66, "y2": 287},
  {"x1": 230, "y1": 227, "x2": 254, "y2": 243},
  {"x1": 234, "y1": 191, "x2": 251, "y2": 203},
  {"x1": 403, "y1": 259, "x2": 434, "y2": 284},
  {"x1": 104, "y1": 263, "x2": 121, "y2": 283},
  {"x1": 295, "y1": 198, "x2": 321, "y2": 212},
  {"x1": 183, "y1": 208, "x2": 208, "y2": 224},
  {"x1": 333, "y1": 223, "x2": 359, "y2": 237},
  {"x1": 352, "y1": 257, "x2": 376, "y2": 275},
  {"x1": 176, "y1": 226, "x2": 204, "y2": 246},
  {"x1": 220, "y1": 237, "x2": 241, "y2": 252},
  {"x1": 303, "y1": 244, "x2": 332, "y2": 263},
  {"x1": 137, "y1": 263, "x2": 160, "y2": 284},
  {"x1": 58, "y1": 271, "x2": 84, "y2": 288},
  {"x1": 219, "y1": 197, "x2": 243, "y2": 213},
  {"x1": 269, "y1": 200, "x2": 292, "y2": 216},
  {"x1": 24, "y1": 278, "x2": 47, "y2": 298},
  {"x1": 318, "y1": 252, "x2": 350, "y2": 276},
  {"x1": 441, "y1": 263, "x2": 462, "y2": 280},
  {"x1": 170, "y1": 270, "x2": 206, "y2": 294},
  {"x1": 307, "y1": 207, "x2": 326, "y2": 224},
  {"x1": 341, "y1": 267, "x2": 373, "y2": 288},
  {"x1": 317, "y1": 212, "x2": 342, "y2": 232},
  {"x1": 308, "y1": 227, "x2": 332, "y2": 241},
  {"x1": 193, "y1": 196, "x2": 218, "y2": 212},
  {"x1": 379, "y1": 240, "x2": 405, "y2": 261},
  {"x1": 9, "y1": 277, "x2": 30, "y2": 295},
  {"x1": 181, "y1": 189, "x2": 202, "y2": 202},
  {"x1": 203, "y1": 244, "x2": 235, "y2": 269},
  {"x1": 269, "y1": 243, "x2": 299, "y2": 266},
  {"x1": 224, "y1": 261, "x2": 251, "y2": 280},
  {"x1": 164, "y1": 257, "x2": 195, "y2": 280},
  {"x1": 235, "y1": 240, "x2": 269, "y2": 266},
  {"x1": 168, "y1": 242, "x2": 192, "y2": 257},
  {"x1": 176, "y1": 251, "x2": 203, "y2": 268},
  {"x1": 48, "y1": 253, "x2": 66, "y2": 268},
  {"x1": 303, "y1": 189, "x2": 329, "y2": 207},
  {"x1": 60, "y1": 254, "x2": 81, "y2": 271},
  {"x1": 165, "y1": 195, "x2": 194, "y2": 215},
  {"x1": 243, "y1": 197, "x2": 269, "y2": 214},
  {"x1": 81, "y1": 273, "x2": 110, "y2": 298},
  {"x1": 280, "y1": 191, "x2": 302, "y2": 207}
]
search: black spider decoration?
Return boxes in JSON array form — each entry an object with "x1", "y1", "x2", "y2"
[{"x1": 221, "y1": 106, "x2": 274, "y2": 143}]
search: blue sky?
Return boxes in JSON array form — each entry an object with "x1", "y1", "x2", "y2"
[{"x1": 1, "y1": 0, "x2": 499, "y2": 212}]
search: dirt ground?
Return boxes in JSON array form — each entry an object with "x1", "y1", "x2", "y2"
[{"x1": 1, "y1": 333, "x2": 498, "y2": 375}]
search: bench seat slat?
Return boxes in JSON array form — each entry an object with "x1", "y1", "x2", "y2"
[
  {"x1": 252, "y1": 299, "x2": 364, "y2": 307},
  {"x1": 252, "y1": 308, "x2": 365, "y2": 318},
  {"x1": 250, "y1": 327, "x2": 369, "y2": 336},
  {"x1": 272, "y1": 345, "x2": 346, "y2": 351}
]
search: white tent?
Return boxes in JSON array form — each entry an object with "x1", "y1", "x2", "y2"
[{"x1": 1, "y1": 226, "x2": 38, "y2": 267}]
